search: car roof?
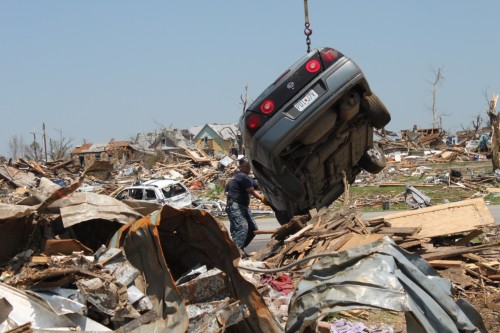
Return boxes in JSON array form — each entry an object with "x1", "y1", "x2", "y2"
[{"x1": 141, "y1": 179, "x2": 181, "y2": 188}]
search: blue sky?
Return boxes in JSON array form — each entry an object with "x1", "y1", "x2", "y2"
[{"x1": 1, "y1": 1, "x2": 499, "y2": 158}]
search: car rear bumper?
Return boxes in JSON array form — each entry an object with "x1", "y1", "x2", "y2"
[{"x1": 248, "y1": 58, "x2": 369, "y2": 171}]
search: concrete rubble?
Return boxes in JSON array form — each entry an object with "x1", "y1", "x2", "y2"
[{"x1": 0, "y1": 145, "x2": 499, "y2": 332}]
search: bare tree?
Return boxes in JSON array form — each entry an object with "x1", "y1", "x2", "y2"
[
  {"x1": 49, "y1": 128, "x2": 74, "y2": 161},
  {"x1": 461, "y1": 114, "x2": 484, "y2": 135},
  {"x1": 427, "y1": 66, "x2": 445, "y2": 129},
  {"x1": 8, "y1": 135, "x2": 25, "y2": 160},
  {"x1": 24, "y1": 141, "x2": 41, "y2": 161},
  {"x1": 486, "y1": 94, "x2": 499, "y2": 170},
  {"x1": 471, "y1": 114, "x2": 483, "y2": 134},
  {"x1": 240, "y1": 84, "x2": 250, "y2": 114}
]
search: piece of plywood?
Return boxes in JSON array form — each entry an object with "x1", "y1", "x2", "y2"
[
  {"x1": 338, "y1": 234, "x2": 385, "y2": 251},
  {"x1": 371, "y1": 198, "x2": 494, "y2": 238}
]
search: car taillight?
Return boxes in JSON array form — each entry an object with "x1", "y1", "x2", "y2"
[
  {"x1": 320, "y1": 48, "x2": 338, "y2": 65},
  {"x1": 305, "y1": 59, "x2": 321, "y2": 73},
  {"x1": 246, "y1": 113, "x2": 264, "y2": 130},
  {"x1": 260, "y1": 99, "x2": 275, "y2": 114}
]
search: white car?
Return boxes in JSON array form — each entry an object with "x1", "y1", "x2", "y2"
[{"x1": 115, "y1": 179, "x2": 193, "y2": 209}]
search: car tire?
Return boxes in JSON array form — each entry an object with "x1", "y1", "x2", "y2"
[
  {"x1": 273, "y1": 208, "x2": 293, "y2": 225},
  {"x1": 364, "y1": 94, "x2": 391, "y2": 129},
  {"x1": 359, "y1": 145, "x2": 387, "y2": 174}
]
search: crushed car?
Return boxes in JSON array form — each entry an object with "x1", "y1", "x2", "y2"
[
  {"x1": 114, "y1": 179, "x2": 194, "y2": 209},
  {"x1": 240, "y1": 47, "x2": 391, "y2": 224}
]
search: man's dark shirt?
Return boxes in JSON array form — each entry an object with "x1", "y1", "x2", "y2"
[{"x1": 226, "y1": 171, "x2": 254, "y2": 207}]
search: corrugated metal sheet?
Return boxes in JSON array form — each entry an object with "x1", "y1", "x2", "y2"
[{"x1": 286, "y1": 236, "x2": 487, "y2": 333}]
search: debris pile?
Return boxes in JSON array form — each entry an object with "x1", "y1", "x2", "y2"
[
  {"x1": 2, "y1": 247, "x2": 156, "y2": 332},
  {"x1": 0, "y1": 152, "x2": 499, "y2": 332},
  {"x1": 248, "y1": 199, "x2": 499, "y2": 332}
]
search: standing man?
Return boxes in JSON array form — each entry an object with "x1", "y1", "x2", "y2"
[{"x1": 226, "y1": 157, "x2": 267, "y2": 253}]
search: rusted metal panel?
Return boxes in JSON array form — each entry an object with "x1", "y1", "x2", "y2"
[{"x1": 111, "y1": 205, "x2": 282, "y2": 333}]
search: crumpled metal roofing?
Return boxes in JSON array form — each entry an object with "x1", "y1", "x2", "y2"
[
  {"x1": 110, "y1": 205, "x2": 282, "y2": 333},
  {"x1": 286, "y1": 236, "x2": 487, "y2": 333}
]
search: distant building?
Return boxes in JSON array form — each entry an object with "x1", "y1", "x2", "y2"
[
  {"x1": 189, "y1": 123, "x2": 240, "y2": 157},
  {"x1": 130, "y1": 129, "x2": 196, "y2": 160},
  {"x1": 70, "y1": 140, "x2": 135, "y2": 167}
]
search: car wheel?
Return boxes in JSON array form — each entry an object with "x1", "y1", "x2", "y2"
[
  {"x1": 359, "y1": 145, "x2": 387, "y2": 174},
  {"x1": 364, "y1": 94, "x2": 391, "y2": 129},
  {"x1": 273, "y1": 208, "x2": 292, "y2": 225}
]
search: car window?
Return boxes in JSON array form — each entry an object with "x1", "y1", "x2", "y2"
[
  {"x1": 116, "y1": 190, "x2": 129, "y2": 200},
  {"x1": 171, "y1": 184, "x2": 187, "y2": 196},
  {"x1": 145, "y1": 189, "x2": 157, "y2": 200},
  {"x1": 130, "y1": 189, "x2": 143, "y2": 200},
  {"x1": 161, "y1": 186, "x2": 174, "y2": 198}
]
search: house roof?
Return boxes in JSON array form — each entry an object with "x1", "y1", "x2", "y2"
[
  {"x1": 131, "y1": 129, "x2": 195, "y2": 152},
  {"x1": 70, "y1": 143, "x2": 107, "y2": 155},
  {"x1": 190, "y1": 123, "x2": 240, "y2": 141},
  {"x1": 107, "y1": 140, "x2": 132, "y2": 150}
]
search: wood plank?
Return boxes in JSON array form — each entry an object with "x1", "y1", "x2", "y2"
[
  {"x1": 421, "y1": 241, "x2": 500, "y2": 260},
  {"x1": 428, "y1": 260, "x2": 463, "y2": 268},
  {"x1": 371, "y1": 198, "x2": 494, "y2": 238},
  {"x1": 338, "y1": 234, "x2": 385, "y2": 251},
  {"x1": 326, "y1": 234, "x2": 353, "y2": 251},
  {"x1": 284, "y1": 224, "x2": 314, "y2": 244},
  {"x1": 455, "y1": 229, "x2": 484, "y2": 246},
  {"x1": 462, "y1": 253, "x2": 487, "y2": 262},
  {"x1": 398, "y1": 238, "x2": 431, "y2": 249}
]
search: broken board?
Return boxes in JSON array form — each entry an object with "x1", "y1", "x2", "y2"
[{"x1": 368, "y1": 198, "x2": 494, "y2": 238}]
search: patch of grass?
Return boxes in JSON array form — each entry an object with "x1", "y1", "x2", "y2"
[
  {"x1": 338, "y1": 159, "x2": 500, "y2": 212},
  {"x1": 484, "y1": 193, "x2": 500, "y2": 205}
]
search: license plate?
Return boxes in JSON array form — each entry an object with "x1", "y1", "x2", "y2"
[{"x1": 294, "y1": 89, "x2": 319, "y2": 112}]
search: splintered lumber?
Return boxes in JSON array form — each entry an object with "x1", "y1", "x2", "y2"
[
  {"x1": 420, "y1": 241, "x2": 500, "y2": 261},
  {"x1": 367, "y1": 198, "x2": 494, "y2": 238},
  {"x1": 326, "y1": 233, "x2": 354, "y2": 251},
  {"x1": 254, "y1": 229, "x2": 279, "y2": 235},
  {"x1": 428, "y1": 260, "x2": 464, "y2": 269},
  {"x1": 455, "y1": 230, "x2": 484, "y2": 246},
  {"x1": 338, "y1": 234, "x2": 385, "y2": 251},
  {"x1": 47, "y1": 159, "x2": 74, "y2": 170},
  {"x1": 284, "y1": 224, "x2": 314, "y2": 244},
  {"x1": 398, "y1": 238, "x2": 431, "y2": 249},
  {"x1": 273, "y1": 217, "x2": 307, "y2": 241}
]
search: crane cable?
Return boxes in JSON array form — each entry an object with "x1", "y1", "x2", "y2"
[{"x1": 303, "y1": 0, "x2": 313, "y2": 53}]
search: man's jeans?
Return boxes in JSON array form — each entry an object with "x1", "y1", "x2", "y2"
[{"x1": 227, "y1": 202, "x2": 258, "y2": 249}]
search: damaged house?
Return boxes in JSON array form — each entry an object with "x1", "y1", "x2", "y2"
[
  {"x1": 189, "y1": 124, "x2": 240, "y2": 157},
  {"x1": 70, "y1": 141, "x2": 138, "y2": 168},
  {"x1": 130, "y1": 129, "x2": 197, "y2": 161}
]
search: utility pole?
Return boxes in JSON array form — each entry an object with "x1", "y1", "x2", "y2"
[
  {"x1": 30, "y1": 128, "x2": 38, "y2": 161},
  {"x1": 43, "y1": 123, "x2": 48, "y2": 163},
  {"x1": 431, "y1": 68, "x2": 444, "y2": 129}
]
